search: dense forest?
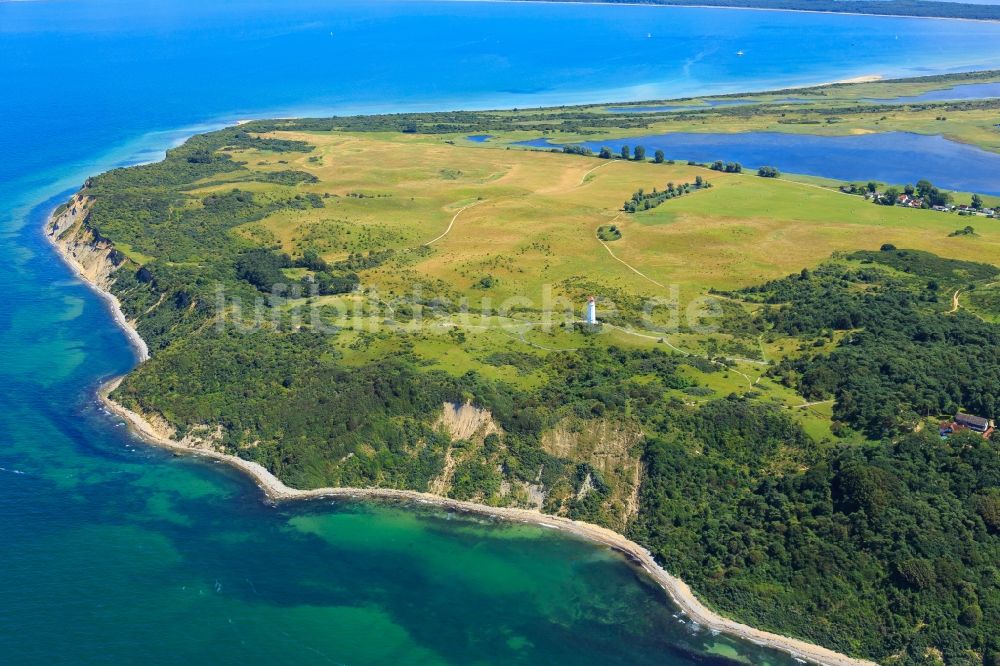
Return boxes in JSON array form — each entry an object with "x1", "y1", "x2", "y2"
[
  {"x1": 633, "y1": 421, "x2": 1000, "y2": 663},
  {"x1": 741, "y1": 249, "x2": 1000, "y2": 438},
  {"x1": 634, "y1": 249, "x2": 1000, "y2": 660},
  {"x1": 66, "y1": 117, "x2": 1000, "y2": 665}
]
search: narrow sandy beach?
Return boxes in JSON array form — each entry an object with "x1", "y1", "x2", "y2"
[
  {"x1": 46, "y1": 203, "x2": 878, "y2": 666},
  {"x1": 818, "y1": 74, "x2": 884, "y2": 87}
]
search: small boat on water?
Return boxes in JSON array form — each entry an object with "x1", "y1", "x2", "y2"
[{"x1": 736, "y1": 49, "x2": 745, "y2": 56}]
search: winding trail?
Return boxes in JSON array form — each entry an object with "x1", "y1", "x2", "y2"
[
  {"x1": 514, "y1": 330, "x2": 579, "y2": 352},
  {"x1": 578, "y1": 159, "x2": 617, "y2": 186},
  {"x1": 796, "y1": 399, "x2": 835, "y2": 409},
  {"x1": 949, "y1": 289, "x2": 961, "y2": 313},
  {"x1": 591, "y1": 198, "x2": 769, "y2": 379},
  {"x1": 592, "y1": 176, "x2": 722, "y2": 292},
  {"x1": 604, "y1": 323, "x2": 763, "y2": 388},
  {"x1": 595, "y1": 214, "x2": 667, "y2": 289},
  {"x1": 424, "y1": 199, "x2": 487, "y2": 246},
  {"x1": 782, "y1": 177, "x2": 853, "y2": 196}
]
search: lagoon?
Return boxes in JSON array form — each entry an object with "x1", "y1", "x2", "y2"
[
  {"x1": 520, "y1": 132, "x2": 1000, "y2": 194},
  {"x1": 6, "y1": 0, "x2": 1000, "y2": 193},
  {"x1": 863, "y1": 81, "x2": 1000, "y2": 104}
]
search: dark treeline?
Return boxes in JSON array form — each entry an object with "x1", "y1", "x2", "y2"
[
  {"x1": 858, "y1": 178, "x2": 955, "y2": 208},
  {"x1": 623, "y1": 177, "x2": 710, "y2": 212},
  {"x1": 234, "y1": 249, "x2": 360, "y2": 295},
  {"x1": 230, "y1": 86, "x2": 1000, "y2": 141},
  {"x1": 710, "y1": 160, "x2": 742, "y2": 173},
  {"x1": 248, "y1": 110, "x2": 658, "y2": 138},
  {"x1": 598, "y1": 95, "x2": 1000, "y2": 127},
  {"x1": 560, "y1": 144, "x2": 593, "y2": 156}
]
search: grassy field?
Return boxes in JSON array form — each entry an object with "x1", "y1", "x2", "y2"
[
  {"x1": 228, "y1": 130, "x2": 1000, "y2": 294},
  {"x1": 198, "y1": 127, "x2": 1000, "y2": 437}
]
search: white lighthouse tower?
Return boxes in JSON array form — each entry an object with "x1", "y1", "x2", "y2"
[{"x1": 585, "y1": 296, "x2": 597, "y2": 325}]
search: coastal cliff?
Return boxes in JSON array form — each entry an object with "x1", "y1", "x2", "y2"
[
  {"x1": 49, "y1": 195, "x2": 120, "y2": 292},
  {"x1": 47, "y1": 195, "x2": 149, "y2": 361},
  {"x1": 45, "y1": 191, "x2": 878, "y2": 666}
]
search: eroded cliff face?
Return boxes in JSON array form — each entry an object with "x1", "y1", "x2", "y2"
[
  {"x1": 436, "y1": 401, "x2": 501, "y2": 442},
  {"x1": 429, "y1": 401, "x2": 501, "y2": 497},
  {"x1": 541, "y1": 418, "x2": 644, "y2": 530},
  {"x1": 429, "y1": 401, "x2": 643, "y2": 528},
  {"x1": 47, "y1": 194, "x2": 123, "y2": 291}
]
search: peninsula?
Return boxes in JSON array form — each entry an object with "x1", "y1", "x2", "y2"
[{"x1": 48, "y1": 74, "x2": 1000, "y2": 665}]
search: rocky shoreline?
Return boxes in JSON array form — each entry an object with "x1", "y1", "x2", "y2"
[{"x1": 46, "y1": 195, "x2": 878, "y2": 666}]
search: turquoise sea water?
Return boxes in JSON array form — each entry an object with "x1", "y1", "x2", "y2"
[{"x1": 4, "y1": 1, "x2": 1000, "y2": 663}]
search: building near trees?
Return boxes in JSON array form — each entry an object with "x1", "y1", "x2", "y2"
[{"x1": 940, "y1": 412, "x2": 995, "y2": 438}]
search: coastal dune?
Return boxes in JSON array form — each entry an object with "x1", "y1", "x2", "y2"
[{"x1": 48, "y1": 200, "x2": 877, "y2": 666}]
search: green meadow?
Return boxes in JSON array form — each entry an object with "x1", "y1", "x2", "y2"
[{"x1": 198, "y1": 126, "x2": 1000, "y2": 426}]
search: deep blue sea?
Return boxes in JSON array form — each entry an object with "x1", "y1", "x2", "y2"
[{"x1": 4, "y1": 1, "x2": 1000, "y2": 663}]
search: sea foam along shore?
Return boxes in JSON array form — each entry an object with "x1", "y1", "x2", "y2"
[{"x1": 46, "y1": 200, "x2": 877, "y2": 666}]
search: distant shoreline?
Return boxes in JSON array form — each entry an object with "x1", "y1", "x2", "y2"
[
  {"x1": 44, "y1": 198, "x2": 876, "y2": 666},
  {"x1": 811, "y1": 73, "x2": 884, "y2": 88},
  {"x1": 448, "y1": 0, "x2": 1000, "y2": 24}
]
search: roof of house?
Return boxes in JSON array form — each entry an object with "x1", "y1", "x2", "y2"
[{"x1": 956, "y1": 412, "x2": 989, "y2": 428}]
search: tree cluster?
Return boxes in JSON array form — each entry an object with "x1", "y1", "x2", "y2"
[
  {"x1": 623, "y1": 177, "x2": 711, "y2": 212},
  {"x1": 710, "y1": 160, "x2": 742, "y2": 173}
]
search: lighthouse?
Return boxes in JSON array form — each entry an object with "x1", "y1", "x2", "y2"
[{"x1": 585, "y1": 296, "x2": 597, "y2": 325}]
